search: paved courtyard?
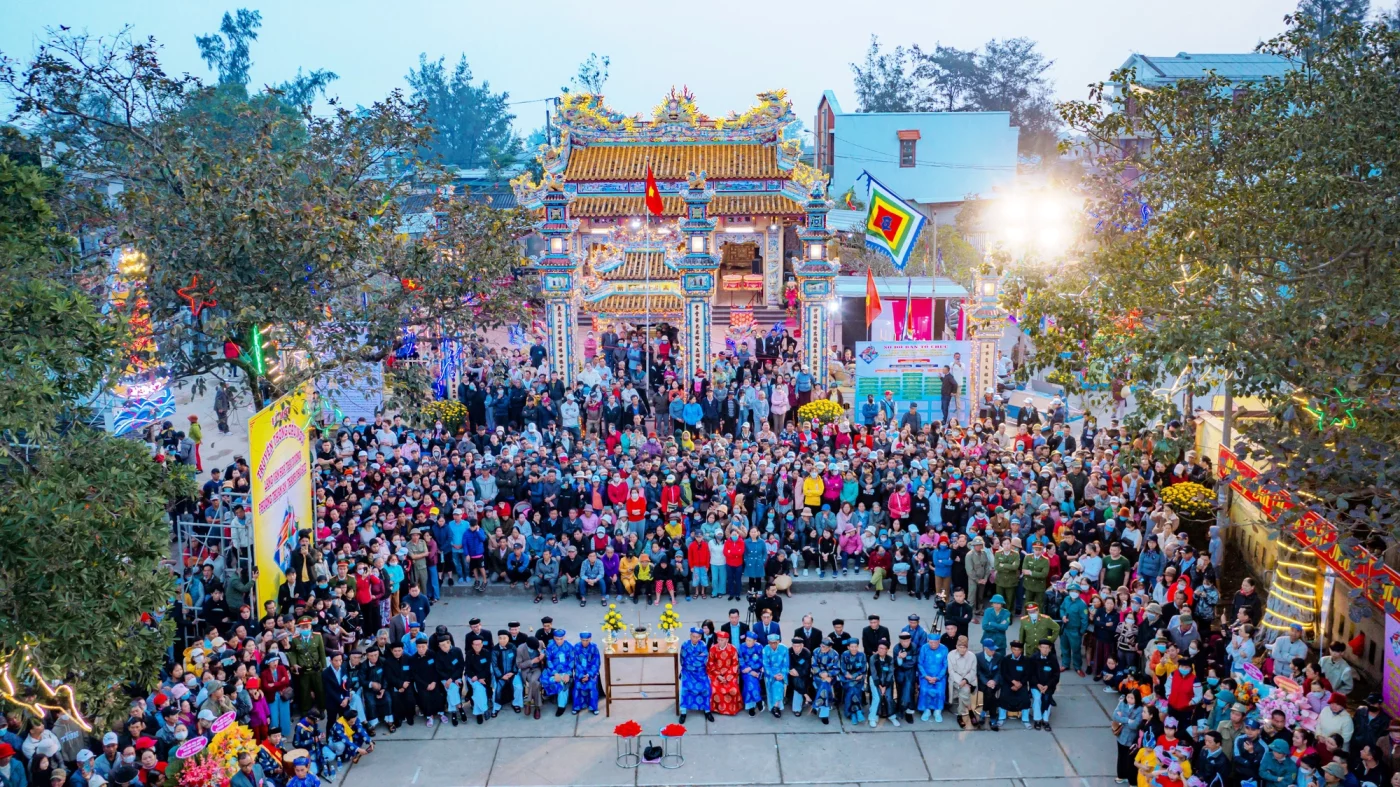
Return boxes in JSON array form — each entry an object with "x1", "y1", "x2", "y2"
[{"x1": 337, "y1": 588, "x2": 1120, "y2": 787}]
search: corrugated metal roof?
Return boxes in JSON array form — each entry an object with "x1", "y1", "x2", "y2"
[
  {"x1": 1130, "y1": 52, "x2": 1295, "y2": 82},
  {"x1": 834, "y1": 275, "x2": 968, "y2": 298}
]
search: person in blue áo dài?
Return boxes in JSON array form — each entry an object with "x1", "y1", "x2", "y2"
[
  {"x1": 811, "y1": 638, "x2": 839, "y2": 725},
  {"x1": 892, "y1": 631, "x2": 919, "y2": 724},
  {"x1": 761, "y1": 634, "x2": 790, "y2": 717},
  {"x1": 839, "y1": 638, "x2": 868, "y2": 724},
  {"x1": 678, "y1": 628, "x2": 715, "y2": 724},
  {"x1": 571, "y1": 632, "x2": 602, "y2": 715},
  {"x1": 739, "y1": 631, "x2": 765, "y2": 715},
  {"x1": 917, "y1": 636, "x2": 949, "y2": 722},
  {"x1": 544, "y1": 630, "x2": 574, "y2": 716}
]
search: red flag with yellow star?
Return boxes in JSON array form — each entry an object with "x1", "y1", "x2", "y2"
[{"x1": 644, "y1": 165, "x2": 664, "y2": 216}]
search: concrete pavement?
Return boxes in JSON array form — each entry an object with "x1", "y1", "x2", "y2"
[{"x1": 334, "y1": 589, "x2": 1120, "y2": 787}]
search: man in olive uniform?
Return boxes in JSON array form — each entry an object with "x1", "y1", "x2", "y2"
[
  {"x1": 1020, "y1": 541, "x2": 1051, "y2": 613},
  {"x1": 993, "y1": 541, "x2": 1023, "y2": 614},
  {"x1": 289, "y1": 616, "x2": 328, "y2": 713},
  {"x1": 1017, "y1": 603, "x2": 1060, "y2": 657}
]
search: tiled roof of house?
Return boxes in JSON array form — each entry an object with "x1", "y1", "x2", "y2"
[
  {"x1": 595, "y1": 251, "x2": 672, "y2": 281},
  {"x1": 570, "y1": 193, "x2": 803, "y2": 218},
  {"x1": 564, "y1": 143, "x2": 783, "y2": 181},
  {"x1": 581, "y1": 293, "x2": 683, "y2": 314}
]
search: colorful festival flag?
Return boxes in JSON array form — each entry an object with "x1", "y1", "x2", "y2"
[
  {"x1": 863, "y1": 173, "x2": 926, "y2": 271},
  {"x1": 864, "y1": 269, "x2": 882, "y2": 328},
  {"x1": 644, "y1": 165, "x2": 664, "y2": 216}
]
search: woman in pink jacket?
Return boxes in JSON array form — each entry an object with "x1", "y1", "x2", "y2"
[{"x1": 887, "y1": 486, "x2": 912, "y2": 521}]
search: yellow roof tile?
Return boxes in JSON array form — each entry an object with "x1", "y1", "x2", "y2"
[
  {"x1": 571, "y1": 194, "x2": 803, "y2": 218},
  {"x1": 565, "y1": 144, "x2": 782, "y2": 181},
  {"x1": 581, "y1": 294, "x2": 684, "y2": 314}
]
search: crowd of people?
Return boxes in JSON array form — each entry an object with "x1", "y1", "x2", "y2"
[{"x1": 2, "y1": 329, "x2": 1394, "y2": 787}]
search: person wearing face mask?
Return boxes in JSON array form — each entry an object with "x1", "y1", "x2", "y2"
[
  {"x1": 288, "y1": 616, "x2": 327, "y2": 713},
  {"x1": 1019, "y1": 603, "x2": 1060, "y2": 663},
  {"x1": 261, "y1": 644, "x2": 294, "y2": 740},
  {"x1": 1058, "y1": 583, "x2": 1090, "y2": 677},
  {"x1": 1163, "y1": 659, "x2": 1202, "y2": 730}
]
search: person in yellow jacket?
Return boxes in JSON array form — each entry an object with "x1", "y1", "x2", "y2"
[
  {"x1": 802, "y1": 471, "x2": 825, "y2": 510},
  {"x1": 187, "y1": 414, "x2": 204, "y2": 471}
]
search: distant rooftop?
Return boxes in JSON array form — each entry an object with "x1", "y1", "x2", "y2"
[{"x1": 1121, "y1": 52, "x2": 1297, "y2": 85}]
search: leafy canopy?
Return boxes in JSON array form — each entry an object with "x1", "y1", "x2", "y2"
[
  {"x1": 407, "y1": 54, "x2": 522, "y2": 172},
  {"x1": 1008, "y1": 17, "x2": 1400, "y2": 609},
  {"x1": 2, "y1": 25, "x2": 534, "y2": 410},
  {"x1": 0, "y1": 131, "x2": 192, "y2": 725},
  {"x1": 851, "y1": 35, "x2": 1060, "y2": 158}
]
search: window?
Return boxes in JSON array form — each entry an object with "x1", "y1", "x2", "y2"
[
  {"x1": 899, "y1": 139, "x2": 916, "y2": 168},
  {"x1": 896, "y1": 129, "x2": 921, "y2": 168}
]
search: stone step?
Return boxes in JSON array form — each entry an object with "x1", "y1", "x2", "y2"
[{"x1": 440, "y1": 571, "x2": 891, "y2": 598}]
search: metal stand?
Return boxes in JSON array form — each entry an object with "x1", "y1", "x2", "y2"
[
  {"x1": 615, "y1": 736, "x2": 640, "y2": 769},
  {"x1": 660, "y1": 734, "x2": 684, "y2": 769}
]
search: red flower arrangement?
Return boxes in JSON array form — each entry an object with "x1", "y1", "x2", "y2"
[
  {"x1": 660, "y1": 723, "x2": 687, "y2": 737},
  {"x1": 613, "y1": 720, "x2": 642, "y2": 738}
]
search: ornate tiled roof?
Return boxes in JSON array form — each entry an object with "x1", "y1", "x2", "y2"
[
  {"x1": 595, "y1": 251, "x2": 672, "y2": 281},
  {"x1": 581, "y1": 294, "x2": 683, "y2": 314},
  {"x1": 565, "y1": 143, "x2": 783, "y2": 181},
  {"x1": 571, "y1": 194, "x2": 804, "y2": 218}
]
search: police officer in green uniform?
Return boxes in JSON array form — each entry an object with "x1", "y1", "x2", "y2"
[
  {"x1": 1017, "y1": 603, "x2": 1061, "y2": 657},
  {"x1": 289, "y1": 615, "x2": 327, "y2": 712},
  {"x1": 1020, "y1": 541, "x2": 1051, "y2": 613}
]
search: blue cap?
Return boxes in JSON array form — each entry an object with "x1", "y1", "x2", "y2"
[
  {"x1": 907, "y1": 614, "x2": 920, "y2": 621},
  {"x1": 579, "y1": 632, "x2": 592, "y2": 639},
  {"x1": 689, "y1": 627, "x2": 702, "y2": 635},
  {"x1": 982, "y1": 638, "x2": 997, "y2": 649},
  {"x1": 553, "y1": 629, "x2": 567, "y2": 638},
  {"x1": 989, "y1": 594, "x2": 1006, "y2": 605},
  {"x1": 1245, "y1": 718, "x2": 1261, "y2": 730},
  {"x1": 767, "y1": 633, "x2": 781, "y2": 643},
  {"x1": 293, "y1": 757, "x2": 310, "y2": 767},
  {"x1": 744, "y1": 630, "x2": 758, "y2": 640}
]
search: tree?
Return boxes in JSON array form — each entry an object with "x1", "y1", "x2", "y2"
[
  {"x1": 854, "y1": 36, "x2": 1060, "y2": 157},
  {"x1": 1297, "y1": 0, "x2": 1370, "y2": 38},
  {"x1": 197, "y1": 9, "x2": 337, "y2": 107},
  {"x1": 1009, "y1": 17, "x2": 1400, "y2": 611},
  {"x1": 0, "y1": 132, "x2": 193, "y2": 728},
  {"x1": 2, "y1": 28, "x2": 535, "y2": 410},
  {"x1": 565, "y1": 53, "x2": 610, "y2": 94},
  {"x1": 1377, "y1": 0, "x2": 1400, "y2": 28},
  {"x1": 407, "y1": 54, "x2": 521, "y2": 171},
  {"x1": 850, "y1": 36, "x2": 916, "y2": 113}
]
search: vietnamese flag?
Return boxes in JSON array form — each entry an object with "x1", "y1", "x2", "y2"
[
  {"x1": 644, "y1": 165, "x2": 664, "y2": 216},
  {"x1": 865, "y1": 269, "x2": 882, "y2": 328}
]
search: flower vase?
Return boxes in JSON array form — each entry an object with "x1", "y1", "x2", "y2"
[
  {"x1": 602, "y1": 631, "x2": 616, "y2": 653},
  {"x1": 664, "y1": 630, "x2": 679, "y2": 652}
]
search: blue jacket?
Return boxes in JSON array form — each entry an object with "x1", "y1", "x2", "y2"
[
  {"x1": 462, "y1": 526, "x2": 487, "y2": 558},
  {"x1": 668, "y1": 398, "x2": 686, "y2": 421},
  {"x1": 1136, "y1": 548, "x2": 1165, "y2": 580},
  {"x1": 682, "y1": 402, "x2": 703, "y2": 426},
  {"x1": 743, "y1": 539, "x2": 767, "y2": 578},
  {"x1": 447, "y1": 519, "x2": 471, "y2": 552},
  {"x1": 931, "y1": 546, "x2": 954, "y2": 578},
  {"x1": 860, "y1": 401, "x2": 878, "y2": 425}
]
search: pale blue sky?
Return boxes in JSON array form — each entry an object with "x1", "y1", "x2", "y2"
[{"x1": 2, "y1": 0, "x2": 1303, "y2": 135}]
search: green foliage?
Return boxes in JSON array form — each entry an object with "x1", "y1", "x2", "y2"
[
  {"x1": 2, "y1": 28, "x2": 533, "y2": 411},
  {"x1": 0, "y1": 130, "x2": 193, "y2": 725},
  {"x1": 565, "y1": 53, "x2": 610, "y2": 95},
  {"x1": 0, "y1": 435, "x2": 193, "y2": 725},
  {"x1": 407, "y1": 54, "x2": 522, "y2": 171},
  {"x1": 852, "y1": 36, "x2": 1060, "y2": 157},
  {"x1": 851, "y1": 36, "x2": 917, "y2": 113},
  {"x1": 1296, "y1": 0, "x2": 1371, "y2": 39},
  {"x1": 1012, "y1": 18, "x2": 1400, "y2": 568},
  {"x1": 196, "y1": 9, "x2": 263, "y2": 86}
]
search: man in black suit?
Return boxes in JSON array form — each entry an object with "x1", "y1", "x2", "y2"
[
  {"x1": 794, "y1": 614, "x2": 823, "y2": 652},
  {"x1": 721, "y1": 608, "x2": 750, "y2": 645},
  {"x1": 861, "y1": 614, "x2": 892, "y2": 656},
  {"x1": 322, "y1": 651, "x2": 352, "y2": 722}
]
